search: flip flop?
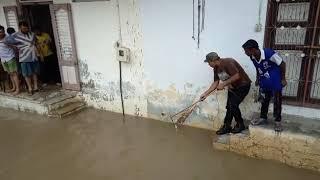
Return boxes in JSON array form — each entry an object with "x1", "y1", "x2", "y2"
[
  {"x1": 251, "y1": 118, "x2": 268, "y2": 126},
  {"x1": 274, "y1": 122, "x2": 283, "y2": 132}
]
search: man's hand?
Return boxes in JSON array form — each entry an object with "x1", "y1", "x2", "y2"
[
  {"x1": 281, "y1": 79, "x2": 287, "y2": 87},
  {"x1": 255, "y1": 79, "x2": 259, "y2": 87},
  {"x1": 200, "y1": 93, "x2": 208, "y2": 101},
  {"x1": 217, "y1": 82, "x2": 225, "y2": 90}
]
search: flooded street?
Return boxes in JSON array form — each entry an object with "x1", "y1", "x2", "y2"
[{"x1": 0, "y1": 108, "x2": 319, "y2": 180}]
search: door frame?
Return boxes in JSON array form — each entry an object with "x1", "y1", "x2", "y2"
[
  {"x1": 49, "y1": 3, "x2": 81, "y2": 91},
  {"x1": 16, "y1": 0, "x2": 81, "y2": 91}
]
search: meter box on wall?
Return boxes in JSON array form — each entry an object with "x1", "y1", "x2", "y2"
[{"x1": 117, "y1": 47, "x2": 130, "y2": 63}]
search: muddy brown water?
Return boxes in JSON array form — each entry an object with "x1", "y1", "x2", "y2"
[{"x1": 0, "y1": 108, "x2": 319, "y2": 180}]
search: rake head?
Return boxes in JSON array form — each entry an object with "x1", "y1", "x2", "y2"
[{"x1": 170, "y1": 102, "x2": 199, "y2": 129}]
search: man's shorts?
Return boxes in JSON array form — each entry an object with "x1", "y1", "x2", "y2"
[
  {"x1": 20, "y1": 61, "x2": 40, "y2": 77},
  {"x1": 2, "y1": 58, "x2": 18, "y2": 73}
]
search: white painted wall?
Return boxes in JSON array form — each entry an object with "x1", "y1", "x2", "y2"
[
  {"x1": 141, "y1": 0, "x2": 267, "y2": 90},
  {"x1": 0, "y1": 0, "x2": 319, "y2": 128},
  {"x1": 140, "y1": 0, "x2": 268, "y2": 129},
  {"x1": 71, "y1": 0, "x2": 147, "y2": 116}
]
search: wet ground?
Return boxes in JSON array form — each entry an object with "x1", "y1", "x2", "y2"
[{"x1": 0, "y1": 108, "x2": 319, "y2": 180}]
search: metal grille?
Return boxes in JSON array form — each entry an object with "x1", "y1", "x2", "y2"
[
  {"x1": 275, "y1": 27, "x2": 306, "y2": 45},
  {"x1": 277, "y1": 50, "x2": 303, "y2": 97},
  {"x1": 264, "y1": 0, "x2": 320, "y2": 107},
  {"x1": 277, "y1": 2, "x2": 310, "y2": 22},
  {"x1": 311, "y1": 52, "x2": 320, "y2": 98},
  {"x1": 3, "y1": 6, "x2": 19, "y2": 31}
]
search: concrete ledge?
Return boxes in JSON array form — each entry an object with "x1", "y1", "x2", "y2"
[
  {"x1": 0, "y1": 94, "x2": 48, "y2": 114},
  {"x1": 213, "y1": 123, "x2": 320, "y2": 172},
  {"x1": 0, "y1": 90, "x2": 82, "y2": 117}
]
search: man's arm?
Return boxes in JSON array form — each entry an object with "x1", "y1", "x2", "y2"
[
  {"x1": 200, "y1": 70, "x2": 220, "y2": 101},
  {"x1": 270, "y1": 52, "x2": 287, "y2": 86},
  {"x1": 200, "y1": 80, "x2": 219, "y2": 101},
  {"x1": 217, "y1": 60, "x2": 240, "y2": 90},
  {"x1": 280, "y1": 61, "x2": 287, "y2": 86},
  {"x1": 255, "y1": 68, "x2": 259, "y2": 86},
  {"x1": 5, "y1": 35, "x2": 19, "y2": 45},
  {"x1": 219, "y1": 73, "x2": 240, "y2": 88}
]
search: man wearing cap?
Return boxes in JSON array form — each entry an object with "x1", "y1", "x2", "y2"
[
  {"x1": 200, "y1": 52, "x2": 251, "y2": 135},
  {"x1": 242, "y1": 39, "x2": 287, "y2": 132}
]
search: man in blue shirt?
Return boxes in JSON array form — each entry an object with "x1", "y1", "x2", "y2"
[{"x1": 242, "y1": 39, "x2": 287, "y2": 132}]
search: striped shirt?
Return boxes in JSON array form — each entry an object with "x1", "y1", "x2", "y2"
[{"x1": 7, "y1": 32, "x2": 38, "y2": 63}]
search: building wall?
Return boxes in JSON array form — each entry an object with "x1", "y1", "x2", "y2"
[
  {"x1": 140, "y1": 0, "x2": 268, "y2": 129},
  {"x1": 55, "y1": 0, "x2": 147, "y2": 117},
  {"x1": 0, "y1": 0, "x2": 319, "y2": 128}
]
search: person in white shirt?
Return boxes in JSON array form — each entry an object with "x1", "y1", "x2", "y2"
[{"x1": 0, "y1": 25, "x2": 20, "y2": 95}]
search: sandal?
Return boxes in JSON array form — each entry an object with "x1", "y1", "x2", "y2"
[
  {"x1": 251, "y1": 118, "x2": 268, "y2": 126},
  {"x1": 33, "y1": 88, "x2": 41, "y2": 92},
  {"x1": 274, "y1": 122, "x2": 283, "y2": 132}
]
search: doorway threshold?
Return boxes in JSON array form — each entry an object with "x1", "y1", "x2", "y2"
[{"x1": 0, "y1": 85, "x2": 86, "y2": 117}]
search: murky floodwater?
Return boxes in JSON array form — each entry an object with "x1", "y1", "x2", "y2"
[{"x1": 0, "y1": 108, "x2": 319, "y2": 180}]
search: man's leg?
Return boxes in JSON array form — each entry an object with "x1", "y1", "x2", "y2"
[
  {"x1": 32, "y1": 74, "x2": 38, "y2": 91},
  {"x1": 9, "y1": 75, "x2": 16, "y2": 92},
  {"x1": 273, "y1": 90, "x2": 283, "y2": 132},
  {"x1": 24, "y1": 76, "x2": 33, "y2": 93},
  {"x1": 8, "y1": 59, "x2": 19, "y2": 94},
  {"x1": 2, "y1": 62, "x2": 15, "y2": 92},
  {"x1": 10, "y1": 72, "x2": 20, "y2": 95},
  {"x1": 230, "y1": 85, "x2": 251, "y2": 133},
  {"x1": 252, "y1": 89, "x2": 272, "y2": 125},
  {"x1": 216, "y1": 91, "x2": 233, "y2": 135},
  {"x1": 21, "y1": 62, "x2": 33, "y2": 94},
  {"x1": 32, "y1": 61, "x2": 40, "y2": 91}
]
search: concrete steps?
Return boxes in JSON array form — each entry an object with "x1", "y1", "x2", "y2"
[
  {"x1": 48, "y1": 100, "x2": 86, "y2": 118},
  {"x1": 0, "y1": 89, "x2": 86, "y2": 117},
  {"x1": 213, "y1": 116, "x2": 320, "y2": 172}
]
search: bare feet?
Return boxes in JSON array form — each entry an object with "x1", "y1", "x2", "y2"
[
  {"x1": 12, "y1": 90, "x2": 20, "y2": 95},
  {"x1": 9, "y1": 88, "x2": 16, "y2": 93},
  {"x1": 28, "y1": 89, "x2": 33, "y2": 96}
]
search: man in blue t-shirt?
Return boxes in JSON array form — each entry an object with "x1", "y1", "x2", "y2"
[{"x1": 242, "y1": 39, "x2": 287, "y2": 132}]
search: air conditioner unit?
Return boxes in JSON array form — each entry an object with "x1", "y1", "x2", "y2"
[{"x1": 116, "y1": 47, "x2": 130, "y2": 63}]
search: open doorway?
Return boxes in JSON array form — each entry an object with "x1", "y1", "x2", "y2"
[{"x1": 22, "y1": 4, "x2": 62, "y2": 90}]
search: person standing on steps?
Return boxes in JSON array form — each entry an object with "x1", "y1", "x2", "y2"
[
  {"x1": 242, "y1": 39, "x2": 287, "y2": 132},
  {"x1": 7, "y1": 21, "x2": 40, "y2": 95},
  {"x1": 0, "y1": 25, "x2": 20, "y2": 95},
  {"x1": 200, "y1": 52, "x2": 251, "y2": 135},
  {"x1": 34, "y1": 26, "x2": 61, "y2": 87}
]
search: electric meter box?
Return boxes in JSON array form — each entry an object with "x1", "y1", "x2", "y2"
[{"x1": 116, "y1": 47, "x2": 130, "y2": 63}]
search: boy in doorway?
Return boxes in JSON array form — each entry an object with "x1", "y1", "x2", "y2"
[
  {"x1": 7, "y1": 27, "x2": 16, "y2": 36},
  {"x1": 0, "y1": 25, "x2": 20, "y2": 95},
  {"x1": 34, "y1": 26, "x2": 61, "y2": 87},
  {"x1": 242, "y1": 39, "x2": 287, "y2": 132},
  {"x1": 200, "y1": 52, "x2": 252, "y2": 135},
  {"x1": 7, "y1": 21, "x2": 40, "y2": 95}
]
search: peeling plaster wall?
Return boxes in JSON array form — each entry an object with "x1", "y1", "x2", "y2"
[
  {"x1": 0, "y1": 0, "x2": 319, "y2": 128},
  {"x1": 140, "y1": 0, "x2": 320, "y2": 129},
  {"x1": 71, "y1": 0, "x2": 147, "y2": 117},
  {"x1": 140, "y1": 0, "x2": 268, "y2": 129}
]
